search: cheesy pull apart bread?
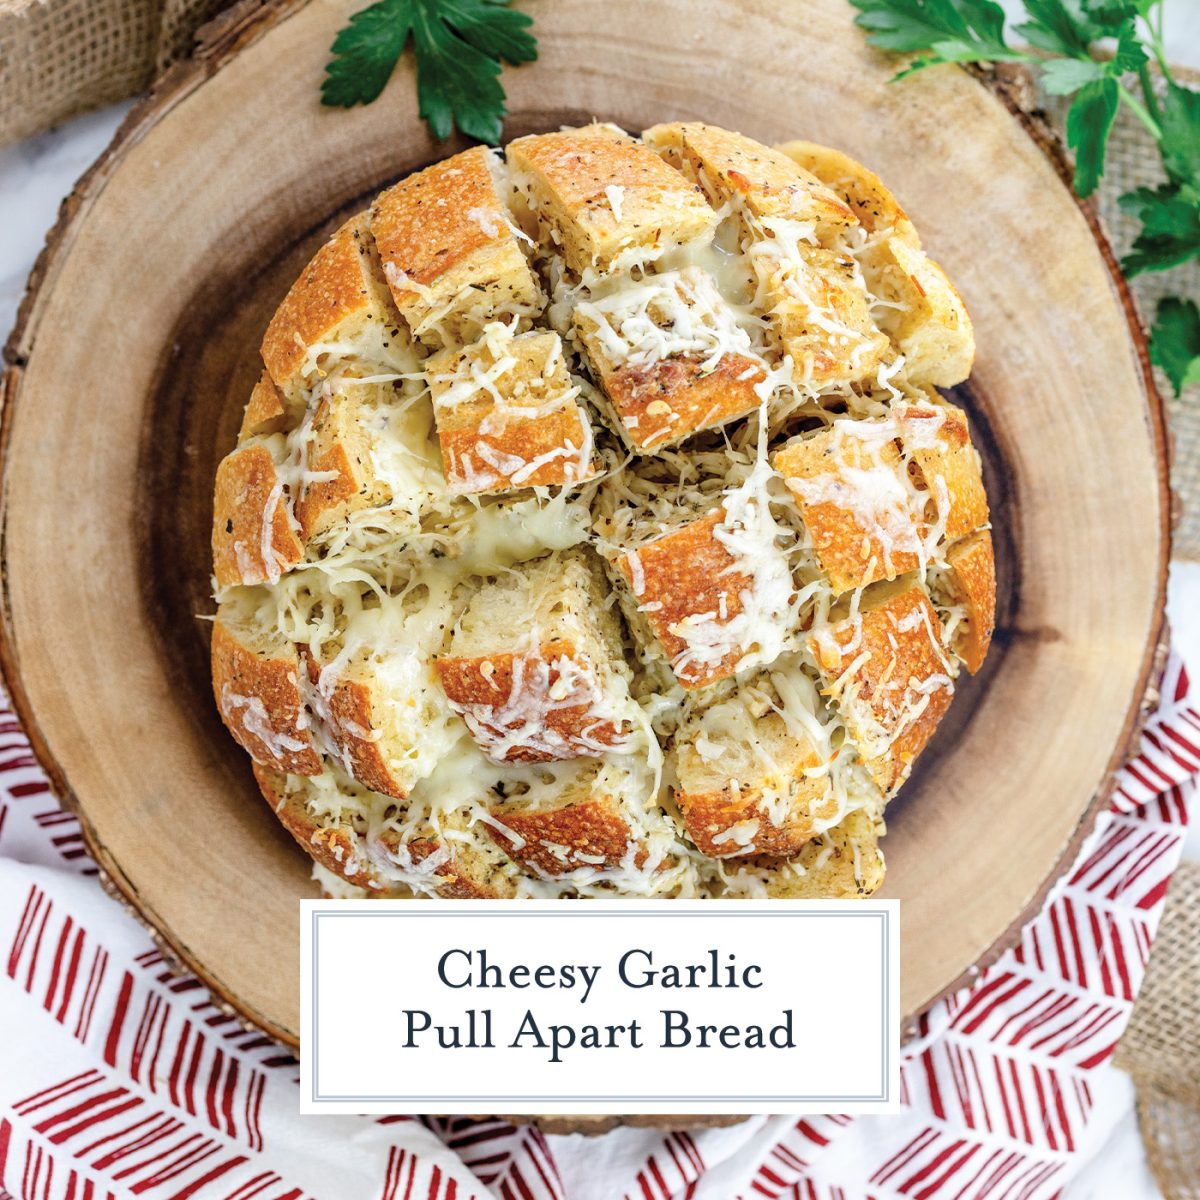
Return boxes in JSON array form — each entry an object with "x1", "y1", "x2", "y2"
[{"x1": 211, "y1": 123, "x2": 994, "y2": 900}]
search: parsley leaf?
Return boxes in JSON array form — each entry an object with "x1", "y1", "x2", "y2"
[
  {"x1": 1150, "y1": 298, "x2": 1200, "y2": 395},
  {"x1": 323, "y1": 0, "x2": 414, "y2": 109},
  {"x1": 850, "y1": 0, "x2": 1200, "y2": 392},
  {"x1": 1040, "y1": 56, "x2": 1104, "y2": 96},
  {"x1": 1082, "y1": 0, "x2": 1156, "y2": 19},
  {"x1": 850, "y1": 0, "x2": 1019, "y2": 76},
  {"x1": 1066, "y1": 76, "x2": 1119, "y2": 196},
  {"x1": 1018, "y1": 2, "x2": 1144, "y2": 92},
  {"x1": 1159, "y1": 81, "x2": 1200, "y2": 188},
  {"x1": 437, "y1": 0, "x2": 537, "y2": 63},
  {"x1": 322, "y1": 0, "x2": 536, "y2": 144},
  {"x1": 1017, "y1": 0, "x2": 1103, "y2": 58},
  {"x1": 1120, "y1": 182, "x2": 1200, "y2": 274}
]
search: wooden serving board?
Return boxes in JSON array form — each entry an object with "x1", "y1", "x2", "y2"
[{"x1": 0, "y1": 0, "x2": 1170, "y2": 1062}]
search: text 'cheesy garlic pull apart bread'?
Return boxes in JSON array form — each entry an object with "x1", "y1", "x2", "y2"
[{"x1": 210, "y1": 122, "x2": 993, "y2": 901}]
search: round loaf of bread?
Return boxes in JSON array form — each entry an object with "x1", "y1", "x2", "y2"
[{"x1": 210, "y1": 122, "x2": 995, "y2": 901}]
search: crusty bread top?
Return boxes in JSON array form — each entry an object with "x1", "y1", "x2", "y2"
[
  {"x1": 260, "y1": 214, "x2": 400, "y2": 395},
  {"x1": 211, "y1": 442, "x2": 303, "y2": 589},
  {"x1": 211, "y1": 618, "x2": 320, "y2": 776},
  {"x1": 808, "y1": 583, "x2": 956, "y2": 795},
  {"x1": 942, "y1": 529, "x2": 997, "y2": 675},
  {"x1": 211, "y1": 122, "x2": 994, "y2": 903},
  {"x1": 644, "y1": 122, "x2": 856, "y2": 227},
  {"x1": 775, "y1": 139, "x2": 915, "y2": 239},
  {"x1": 371, "y1": 146, "x2": 513, "y2": 292},
  {"x1": 238, "y1": 371, "x2": 293, "y2": 443},
  {"x1": 507, "y1": 124, "x2": 717, "y2": 273}
]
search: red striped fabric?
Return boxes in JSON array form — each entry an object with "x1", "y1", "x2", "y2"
[{"x1": 0, "y1": 655, "x2": 1193, "y2": 1200}]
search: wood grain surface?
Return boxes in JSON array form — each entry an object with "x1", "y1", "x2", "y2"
[{"x1": 0, "y1": 0, "x2": 1170, "y2": 1072}]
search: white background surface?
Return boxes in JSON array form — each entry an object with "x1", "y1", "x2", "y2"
[{"x1": 1, "y1": 2, "x2": 1199, "y2": 1194}]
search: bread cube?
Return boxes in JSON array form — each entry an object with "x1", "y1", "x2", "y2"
[
  {"x1": 397, "y1": 808, "x2": 522, "y2": 897},
  {"x1": 673, "y1": 690, "x2": 837, "y2": 859},
  {"x1": 641, "y1": 127, "x2": 886, "y2": 388},
  {"x1": 427, "y1": 326, "x2": 598, "y2": 495},
  {"x1": 260, "y1": 214, "x2": 412, "y2": 399},
  {"x1": 238, "y1": 371, "x2": 298, "y2": 442},
  {"x1": 290, "y1": 383, "x2": 435, "y2": 541},
  {"x1": 896, "y1": 402, "x2": 988, "y2": 541},
  {"x1": 773, "y1": 423, "x2": 921, "y2": 594},
  {"x1": 211, "y1": 615, "x2": 320, "y2": 775},
  {"x1": 755, "y1": 243, "x2": 890, "y2": 388},
  {"x1": 370, "y1": 146, "x2": 543, "y2": 347},
  {"x1": 775, "y1": 140, "x2": 916, "y2": 240},
  {"x1": 771, "y1": 142, "x2": 973, "y2": 387},
  {"x1": 749, "y1": 808, "x2": 886, "y2": 898},
  {"x1": 506, "y1": 124, "x2": 717, "y2": 274},
  {"x1": 941, "y1": 530, "x2": 997, "y2": 675},
  {"x1": 484, "y1": 772, "x2": 646, "y2": 877},
  {"x1": 643, "y1": 122, "x2": 856, "y2": 228},
  {"x1": 614, "y1": 500, "x2": 795, "y2": 689},
  {"x1": 774, "y1": 404, "x2": 987, "y2": 595},
  {"x1": 253, "y1": 765, "x2": 518, "y2": 897},
  {"x1": 302, "y1": 602, "x2": 464, "y2": 801},
  {"x1": 870, "y1": 238, "x2": 974, "y2": 387},
  {"x1": 807, "y1": 583, "x2": 954, "y2": 794},
  {"x1": 217, "y1": 382, "x2": 449, "y2": 583},
  {"x1": 211, "y1": 439, "x2": 303, "y2": 588},
  {"x1": 437, "y1": 553, "x2": 633, "y2": 763},
  {"x1": 573, "y1": 267, "x2": 767, "y2": 450}
]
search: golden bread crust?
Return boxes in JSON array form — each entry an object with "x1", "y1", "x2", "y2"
[
  {"x1": 946, "y1": 530, "x2": 997, "y2": 674},
  {"x1": 436, "y1": 640, "x2": 631, "y2": 763},
  {"x1": 405, "y1": 838, "x2": 504, "y2": 898},
  {"x1": 644, "y1": 122, "x2": 856, "y2": 226},
  {"x1": 429, "y1": 329, "x2": 597, "y2": 494},
  {"x1": 291, "y1": 393, "x2": 382, "y2": 539},
  {"x1": 877, "y1": 240, "x2": 975, "y2": 387},
  {"x1": 238, "y1": 371, "x2": 293, "y2": 442},
  {"x1": 370, "y1": 146, "x2": 541, "y2": 341},
  {"x1": 899, "y1": 403, "x2": 988, "y2": 540},
  {"x1": 600, "y1": 353, "x2": 765, "y2": 450},
  {"x1": 808, "y1": 584, "x2": 954, "y2": 794},
  {"x1": 211, "y1": 443, "x2": 302, "y2": 588},
  {"x1": 486, "y1": 794, "x2": 642, "y2": 876},
  {"x1": 254, "y1": 764, "x2": 385, "y2": 889},
  {"x1": 774, "y1": 427, "x2": 918, "y2": 594},
  {"x1": 507, "y1": 125, "x2": 717, "y2": 273},
  {"x1": 253, "y1": 765, "x2": 508, "y2": 897},
  {"x1": 436, "y1": 406, "x2": 596, "y2": 494},
  {"x1": 673, "y1": 705, "x2": 838, "y2": 859},
  {"x1": 677, "y1": 780, "x2": 826, "y2": 859},
  {"x1": 774, "y1": 140, "x2": 915, "y2": 239},
  {"x1": 301, "y1": 651, "x2": 409, "y2": 800},
  {"x1": 372, "y1": 147, "x2": 509, "y2": 290},
  {"x1": 617, "y1": 509, "x2": 752, "y2": 689},
  {"x1": 211, "y1": 620, "x2": 321, "y2": 775},
  {"x1": 260, "y1": 214, "x2": 388, "y2": 393}
]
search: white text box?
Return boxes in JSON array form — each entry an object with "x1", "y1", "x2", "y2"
[{"x1": 301, "y1": 900, "x2": 899, "y2": 1116}]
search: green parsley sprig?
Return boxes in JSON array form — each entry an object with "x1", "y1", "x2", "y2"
[
  {"x1": 321, "y1": 0, "x2": 537, "y2": 145},
  {"x1": 850, "y1": 0, "x2": 1200, "y2": 394}
]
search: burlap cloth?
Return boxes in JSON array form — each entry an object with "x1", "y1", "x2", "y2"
[
  {"x1": 1113, "y1": 861, "x2": 1200, "y2": 1199},
  {"x1": 1, "y1": 4, "x2": 1198, "y2": 1188},
  {"x1": 0, "y1": 0, "x2": 228, "y2": 149}
]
